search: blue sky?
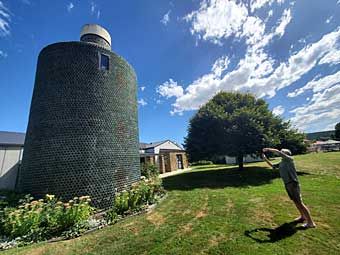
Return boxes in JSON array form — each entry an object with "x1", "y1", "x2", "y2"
[{"x1": 0, "y1": 0, "x2": 340, "y2": 146}]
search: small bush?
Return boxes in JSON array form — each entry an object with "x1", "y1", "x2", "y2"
[
  {"x1": 1, "y1": 194, "x2": 94, "y2": 241},
  {"x1": 106, "y1": 176, "x2": 165, "y2": 223},
  {"x1": 141, "y1": 163, "x2": 159, "y2": 178},
  {"x1": 190, "y1": 160, "x2": 214, "y2": 166},
  {"x1": 0, "y1": 191, "x2": 27, "y2": 210}
]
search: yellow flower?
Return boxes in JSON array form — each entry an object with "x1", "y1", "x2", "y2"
[{"x1": 46, "y1": 194, "x2": 55, "y2": 200}]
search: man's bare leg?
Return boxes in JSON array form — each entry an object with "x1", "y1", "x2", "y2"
[
  {"x1": 293, "y1": 201, "x2": 306, "y2": 222},
  {"x1": 294, "y1": 201, "x2": 316, "y2": 227}
]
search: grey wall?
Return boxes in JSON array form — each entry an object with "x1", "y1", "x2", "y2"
[{"x1": 0, "y1": 146, "x2": 23, "y2": 190}]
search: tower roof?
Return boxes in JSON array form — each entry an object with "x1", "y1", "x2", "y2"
[{"x1": 80, "y1": 24, "x2": 111, "y2": 46}]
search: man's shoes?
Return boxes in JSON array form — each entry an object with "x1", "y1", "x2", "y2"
[{"x1": 301, "y1": 223, "x2": 316, "y2": 229}]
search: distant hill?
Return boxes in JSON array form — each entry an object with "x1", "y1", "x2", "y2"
[{"x1": 306, "y1": 130, "x2": 335, "y2": 140}]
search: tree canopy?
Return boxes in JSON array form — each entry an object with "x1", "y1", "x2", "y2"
[
  {"x1": 184, "y1": 92, "x2": 306, "y2": 170},
  {"x1": 335, "y1": 122, "x2": 340, "y2": 140}
]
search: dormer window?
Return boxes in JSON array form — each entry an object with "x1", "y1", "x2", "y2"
[{"x1": 99, "y1": 53, "x2": 109, "y2": 70}]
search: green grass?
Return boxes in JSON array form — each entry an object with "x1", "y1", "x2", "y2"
[{"x1": 4, "y1": 152, "x2": 340, "y2": 255}]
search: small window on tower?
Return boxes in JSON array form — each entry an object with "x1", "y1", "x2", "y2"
[{"x1": 99, "y1": 53, "x2": 109, "y2": 70}]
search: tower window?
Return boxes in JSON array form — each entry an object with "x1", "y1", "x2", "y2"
[{"x1": 99, "y1": 53, "x2": 109, "y2": 70}]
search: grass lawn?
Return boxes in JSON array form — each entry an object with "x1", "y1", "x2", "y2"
[{"x1": 4, "y1": 152, "x2": 340, "y2": 255}]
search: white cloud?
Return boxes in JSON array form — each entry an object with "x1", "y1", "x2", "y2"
[
  {"x1": 161, "y1": 10, "x2": 171, "y2": 25},
  {"x1": 272, "y1": 105, "x2": 285, "y2": 116},
  {"x1": 326, "y1": 16, "x2": 333, "y2": 24},
  {"x1": 0, "y1": 1, "x2": 10, "y2": 37},
  {"x1": 184, "y1": 0, "x2": 248, "y2": 44},
  {"x1": 140, "y1": 86, "x2": 146, "y2": 92},
  {"x1": 91, "y1": 2, "x2": 95, "y2": 14},
  {"x1": 184, "y1": 0, "x2": 288, "y2": 45},
  {"x1": 250, "y1": 0, "x2": 285, "y2": 13},
  {"x1": 267, "y1": 9, "x2": 273, "y2": 19},
  {"x1": 90, "y1": 2, "x2": 100, "y2": 19},
  {"x1": 157, "y1": 79, "x2": 184, "y2": 99},
  {"x1": 287, "y1": 71, "x2": 340, "y2": 97},
  {"x1": 211, "y1": 56, "x2": 230, "y2": 76},
  {"x1": 290, "y1": 85, "x2": 340, "y2": 132},
  {"x1": 275, "y1": 9, "x2": 292, "y2": 38},
  {"x1": 67, "y1": 2, "x2": 74, "y2": 13},
  {"x1": 0, "y1": 50, "x2": 7, "y2": 58},
  {"x1": 319, "y1": 49, "x2": 340, "y2": 66},
  {"x1": 138, "y1": 99, "x2": 147, "y2": 106}
]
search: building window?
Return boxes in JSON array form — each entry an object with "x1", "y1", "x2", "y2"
[{"x1": 99, "y1": 53, "x2": 109, "y2": 70}]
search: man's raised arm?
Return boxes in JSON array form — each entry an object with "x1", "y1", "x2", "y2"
[
  {"x1": 263, "y1": 147, "x2": 292, "y2": 159},
  {"x1": 262, "y1": 152, "x2": 274, "y2": 168}
]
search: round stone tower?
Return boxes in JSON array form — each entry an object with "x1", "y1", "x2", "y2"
[{"x1": 18, "y1": 24, "x2": 140, "y2": 209}]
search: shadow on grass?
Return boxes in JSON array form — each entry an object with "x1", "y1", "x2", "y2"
[
  {"x1": 163, "y1": 166, "x2": 309, "y2": 191},
  {"x1": 244, "y1": 221, "x2": 307, "y2": 243}
]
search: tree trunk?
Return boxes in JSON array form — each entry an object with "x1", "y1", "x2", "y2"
[{"x1": 237, "y1": 154, "x2": 244, "y2": 170}]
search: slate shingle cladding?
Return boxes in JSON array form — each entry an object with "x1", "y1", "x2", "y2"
[{"x1": 18, "y1": 40, "x2": 140, "y2": 209}]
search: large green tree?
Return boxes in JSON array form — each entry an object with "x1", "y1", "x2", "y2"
[{"x1": 184, "y1": 92, "x2": 305, "y2": 170}]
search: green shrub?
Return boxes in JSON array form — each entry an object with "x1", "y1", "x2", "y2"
[
  {"x1": 1, "y1": 194, "x2": 94, "y2": 241},
  {"x1": 0, "y1": 191, "x2": 28, "y2": 210},
  {"x1": 106, "y1": 176, "x2": 165, "y2": 223},
  {"x1": 191, "y1": 160, "x2": 214, "y2": 166},
  {"x1": 140, "y1": 163, "x2": 159, "y2": 178}
]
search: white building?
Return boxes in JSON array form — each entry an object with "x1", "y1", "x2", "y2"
[
  {"x1": 140, "y1": 140, "x2": 188, "y2": 173},
  {"x1": 0, "y1": 131, "x2": 25, "y2": 190}
]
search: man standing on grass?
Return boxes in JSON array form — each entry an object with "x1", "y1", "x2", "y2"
[{"x1": 262, "y1": 148, "x2": 316, "y2": 228}]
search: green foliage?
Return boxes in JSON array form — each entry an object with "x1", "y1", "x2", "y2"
[
  {"x1": 335, "y1": 122, "x2": 340, "y2": 140},
  {"x1": 140, "y1": 163, "x2": 159, "y2": 178},
  {"x1": 190, "y1": 160, "x2": 214, "y2": 166},
  {"x1": 105, "y1": 177, "x2": 165, "y2": 223},
  {"x1": 184, "y1": 92, "x2": 306, "y2": 169},
  {"x1": 0, "y1": 191, "x2": 28, "y2": 210},
  {"x1": 1, "y1": 194, "x2": 94, "y2": 241},
  {"x1": 184, "y1": 92, "x2": 281, "y2": 168},
  {"x1": 276, "y1": 127, "x2": 307, "y2": 154}
]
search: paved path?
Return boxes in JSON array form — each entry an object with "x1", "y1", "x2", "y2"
[{"x1": 159, "y1": 168, "x2": 192, "y2": 178}]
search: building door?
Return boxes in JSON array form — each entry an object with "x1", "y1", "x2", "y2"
[{"x1": 176, "y1": 154, "x2": 183, "y2": 169}]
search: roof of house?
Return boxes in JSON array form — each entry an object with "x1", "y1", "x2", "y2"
[
  {"x1": 313, "y1": 139, "x2": 340, "y2": 145},
  {"x1": 0, "y1": 131, "x2": 26, "y2": 146},
  {"x1": 140, "y1": 141, "x2": 168, "y2": 149},
  {"x1": 139, "y1": 140, "x2": 183, "y2": 150}
]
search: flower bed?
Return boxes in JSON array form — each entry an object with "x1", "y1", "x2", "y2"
[{"x1": 0, "y1": 176, "x2": 166, "y2": 250}]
